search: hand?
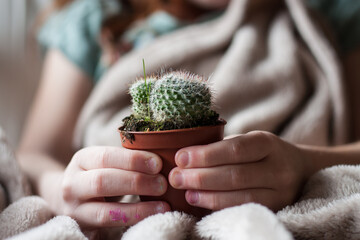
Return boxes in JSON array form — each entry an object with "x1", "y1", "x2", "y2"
[
  {"x1": 60, "y1": 146, "x2": 170, "y2": 228},
  {"x1": 169, "y1": 131, "x2": 308, "y2": 212}
]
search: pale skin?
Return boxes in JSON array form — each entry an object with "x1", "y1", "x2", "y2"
[
  {"x1": 169, "y1": 133, "x2": 360, "y2": 211},
  {"x1": 18, "y1": 0, "x2": 360, "y2": 230},
  {"x1": 18, "y1": 49, "x2": 171, "y2": 228}
]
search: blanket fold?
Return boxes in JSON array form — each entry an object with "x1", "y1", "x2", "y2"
[
  {"x1": 1, "y1": 0, "x2": 358, "y2": 239},
  {"x1": 277, "y1": 165, "x2": 360, "y2": 240},
  {"x1": 73, "y1": 0, "x2": 348, "y2": 148},
  {"x1": 0, "y1": 127, "x2": 31, "y2": 210},
  {"x1": 1, "y1": 197, "x2": 53, "y2": 239}
]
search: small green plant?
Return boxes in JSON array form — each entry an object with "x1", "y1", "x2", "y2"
[
  {"x1": 122, "y1": 62, "x2": 219, "y2": 131},
  {"x1": 129, "y1": 77, "x2": 155, "y2": 120},
  {"x1": 150, "y1": 71, "x2": 217, "y2": 127}
]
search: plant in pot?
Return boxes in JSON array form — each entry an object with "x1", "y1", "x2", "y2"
[{"x1": 119, "y1": 61, "x2": 226, "y2": 218}]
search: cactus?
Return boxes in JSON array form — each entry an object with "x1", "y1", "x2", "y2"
[
  {"x1": 129, "y1": 77, "x2": 155, "y2": 119},
  {"x1": 150, "y1": 71, "x2": 215, "y2": 128},
  {"x1": 124, "y1": 70, "x2": 219, "y2": 131}
]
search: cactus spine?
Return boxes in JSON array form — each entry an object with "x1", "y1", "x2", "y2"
[
  {"x1": 128, "y1": 70, "x2": 218, "y2": 130},
  {"x1": 129, "y1": 78, "x2": 155, "y2": 119},
  {"x1": 150, "y1": 71, "x2": 214, "y2": 128}
]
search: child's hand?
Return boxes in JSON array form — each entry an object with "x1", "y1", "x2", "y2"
[
  {"x1": 169, "y1": 131, "x2": 308, "y2": 212},
  {"x1": 61, "y1": 146, "x2": 170, "y2": 227}
]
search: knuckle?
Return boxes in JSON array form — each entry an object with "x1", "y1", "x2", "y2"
[
  {"x1": 229, "y1": 167, "x2": 244, "y2": 188},
  {"x1": 98, "y1": 148, "x2": 111, "y2": 168},
  {"x1": 209, "y1": 194, "x2": 220, "y2": 210},
  {"x1": 126, "y1": 151, "x2": 138, "y2": 170},
  {"x1": 95, "y1": 206, "x2": 108, "y2": 226},
  {"x1": 61, "y1": 181, "x2": 73, "y2": 202},
  {"x1": 130, "y1": 173, "x2": 142, "y2": 193},
  {"x1": 242, "y1": 191, "x2": 256, "y2": 203},
  {"x1": 72, "y1": 149, "x2": 83, "y2": 165},
  {"x1": 252, "y1": 131, "x2": 273, "y2": 144},
  {"x1": 251, "y1": 131, "x2": 277, "y2": 153},
  {"x1": 92, "y1": 171, "x2": 104, "y2": 195},
  {"x1": 194, "y1": 148, "x2": 208, "y2": 166},
  {"x1": 193, "y1": 173, "x2": 205, "y2": 189},
  {"x1": 231, "y1": 139, "x2": 244, "y2": 157}
]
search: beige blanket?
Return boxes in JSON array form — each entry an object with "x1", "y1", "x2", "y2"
[
  {"x1": 74, "y1": 0, "x2": 348, "y2": 148},
  {"x1": 2, "y1": 0, "x2": 359, "y2": 239}
]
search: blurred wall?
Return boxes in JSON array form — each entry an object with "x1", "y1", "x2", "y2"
[{"x1": 0, "y1": 0, "x2": 50, "y2": 147}]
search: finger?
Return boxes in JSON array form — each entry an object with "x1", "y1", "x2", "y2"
[
  {"x1": 175, "y1": 131, "x2": 274, "y2": 168},
  {"x1": 169, "y1": 161, "x2": 274, "y2": 190},
  {"x1": 62, "y1": 169, "x2": 167, "y2": 200},
  {"x1": 185, "y1": 189, "x2": 282, "y2": 211},
  {"x1": 72, "y1": 201, "x2": 170, "y2": 227},
  {"x1": 224, "y1": 134, "x2": 240, "y2": 140},
  {"x1": 73, "y1": 146, "x2": 162, "y2": 174}
]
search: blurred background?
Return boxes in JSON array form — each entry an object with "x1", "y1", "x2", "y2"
[
  {"x1": 0, "y1": 0, "x2": 359, "y2": 147},
  {"x1": 0, "y1": 0, "x2": 50, "y2": 147}
]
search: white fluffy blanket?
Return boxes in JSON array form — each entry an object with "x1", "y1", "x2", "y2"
[
  {"x1": 2, "y1": 0, "x2": 360, "y2": 239},
  {"x1": 1, "y1": 125, "x2": 360, "y2": 239}
]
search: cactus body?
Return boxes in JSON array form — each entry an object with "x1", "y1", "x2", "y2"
[
  {"x1": 127, "y1": 71, "x2": 218, "y2": 130},
  {"x1": 150, "y1": 71, "x2": 214, "y2": 128},
  {"x1": 129, "y1": 78, "x2": 155, "y2": 118}
]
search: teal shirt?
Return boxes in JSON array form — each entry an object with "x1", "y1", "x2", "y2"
[
  {"x1": 38, "y1": 0, "x2": 183, "y2": 83},
  {"x1": 38, "y1": 0, "x2": 121, "y2": 82}
]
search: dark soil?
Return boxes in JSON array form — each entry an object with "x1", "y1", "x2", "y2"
[{"x1": 121, "y1": 113, "x2": 221, "y2": 132}]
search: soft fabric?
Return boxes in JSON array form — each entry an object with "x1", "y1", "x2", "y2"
[
  {"x1": 278, "y1": 165, "x2": 360, "y2": 240},
  {"x1": 0, "y1": 127, "x2": 31, "y2": 210},
  {"x1": 7, "y1": 216, "x2": 86, "y2": 240},
  {"x1": 2, "y1": 0, "x2": 359, "y2": 239},
  {"x1": 0, "y1": 196, "x2": 54, "y2": 239},
  {"x1": 122, "y1": 211, "x2": 196, "y2": 240},
  {"x1": 193, "y1": 203, "x2": 293, "y2": 240},
  {"x1": 73, "y1": 0, "x2": 347, "y2": 148},
  {"x1": 2, "y1": 129, "x2": 360, "y2": 239}
]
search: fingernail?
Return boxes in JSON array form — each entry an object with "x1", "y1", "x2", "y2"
[
  {"x1": 187, "y1": 191, "x2": 199, "y2": 205},
  {"x1": 155, "y1": 203, "x2": 165, "y2": 213},
  {"x1": 153, "y1": 176, "x2": 165, "y2": 193},
  {"x1": 172, "y1": 171, "x2": 183, "y2": 187},
  {"x1": 177, "y1": 152, "x2": 189, "y2": 167},
  {"x1": 146, "y1": 158, "x2": 158, "y2": 172}
]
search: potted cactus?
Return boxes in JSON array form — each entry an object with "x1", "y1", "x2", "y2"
[{"x1": 119, "y1": 61, "x2": 226, "y2": 218}]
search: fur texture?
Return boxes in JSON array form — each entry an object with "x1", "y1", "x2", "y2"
[{"x1": 0, "y1": 0, "x2": 357, "y2": 239}]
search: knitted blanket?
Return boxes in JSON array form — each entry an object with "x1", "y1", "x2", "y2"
[{"x1": 2, "y1": 0, "x2": 359, "y2": 239}]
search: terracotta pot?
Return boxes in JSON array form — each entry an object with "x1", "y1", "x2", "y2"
[{"x1": 119, "y1": 120, "x2": 226, "y2": 218}]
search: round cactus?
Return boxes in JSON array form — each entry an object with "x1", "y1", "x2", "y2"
[
  {"x1": 149, "y1": 71, "x2": 215, "y2": 128},
  {"x1": 129, "y1": 77, "x2": 155, "y2": 119}
]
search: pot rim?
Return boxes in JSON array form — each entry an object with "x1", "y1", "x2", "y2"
[{"x1": 118, "y1": 118, "x2": 226, "y2": 135}]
